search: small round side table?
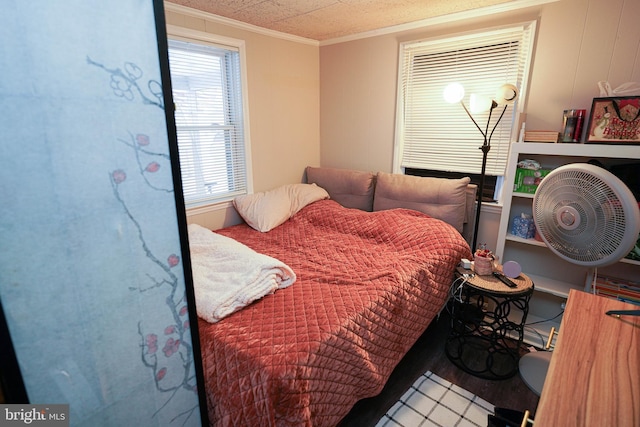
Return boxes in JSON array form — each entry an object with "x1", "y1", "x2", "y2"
[{"x1": 445, "y1": 266, "x2": 534, "y2": 380}]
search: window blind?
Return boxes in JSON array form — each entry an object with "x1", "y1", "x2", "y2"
[
  {"x1": 168, "y1": 39, "x2": 248, "y2": 207},
  {"x1": 398, "y1": 24, "x2": 534, "y2": 176}
]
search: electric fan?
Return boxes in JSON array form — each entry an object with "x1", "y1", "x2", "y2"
[
  {"x1": 532, "y1": 163, "x2": 640, "y2": 268},
  {"x1": 519, "y1": 163, "x2": 640, "y2": 396}
]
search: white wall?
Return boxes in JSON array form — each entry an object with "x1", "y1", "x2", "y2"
[
  {"x1": 165, "y1": 0, "x2": 640, "y2": 236},
  {"x1": 320, "y1": 0, "x2": 640, "y2": 249}
]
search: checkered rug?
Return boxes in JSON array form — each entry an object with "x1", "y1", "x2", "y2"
[{"x1": 376, "y1": 371, "x2": 494, "y2": 427}]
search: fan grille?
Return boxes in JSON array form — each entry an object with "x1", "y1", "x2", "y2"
[{"x1": 533, "y1": 164, "x2": 639, "y2": 267}]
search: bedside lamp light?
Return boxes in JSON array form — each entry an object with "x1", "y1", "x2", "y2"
[{"x1": 444, "y1": 83, "x2": 518, "y2": 251}]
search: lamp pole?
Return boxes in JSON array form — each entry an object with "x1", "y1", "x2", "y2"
[
  {"x1": 458, "y1": 100, "x2": 508, "y2": 252},
  {"x1": 473, "y1": 142, "x2": 490, "y2": 252},
  {"x1": 444, "y1": 83, "x2": 517, "y2": 252}
]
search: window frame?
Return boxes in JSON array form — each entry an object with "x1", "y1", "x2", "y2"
[
  {"x1": 166, "y1": 25, "x2": 253, "y2": 215},
  {"x1": 393, "y1": 22, "x2": 536, "y2": 203}
]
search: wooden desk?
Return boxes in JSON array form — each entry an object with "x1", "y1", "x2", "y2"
[{"x1": 535, "y1": 289, "x2": 640, "y2": 427}]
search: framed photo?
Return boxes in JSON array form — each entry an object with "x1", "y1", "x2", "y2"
[{"x1": 586, "y1": 96, "x2": 640, "y2": 143}]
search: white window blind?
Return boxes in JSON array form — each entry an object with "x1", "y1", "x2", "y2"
[
  {"x1": 168, "y1": 38, "x2": 248, "y2": 207},
  {"x1": 397, "y1": 24, "x2": 534, "y2": 176}
]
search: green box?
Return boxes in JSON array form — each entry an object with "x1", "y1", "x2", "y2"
[{"x1": 513, "y1": 168, "x2": 552, "y2": 194}]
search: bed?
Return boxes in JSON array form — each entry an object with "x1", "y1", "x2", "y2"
[{"x1": 191, "y1": 167, "x2": 476, "y2": 426}]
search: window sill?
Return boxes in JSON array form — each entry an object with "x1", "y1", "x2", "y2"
[
  {"x1": 480, "y1": 201, "x2": 503, "y2": 215},
  {"x1": 186, "y1": 200, "x2": 233, "y2": 217}
]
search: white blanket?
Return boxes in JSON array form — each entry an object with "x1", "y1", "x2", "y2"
[{"x1": 187, "y1": 223, "x2": 296, "y2": 323}]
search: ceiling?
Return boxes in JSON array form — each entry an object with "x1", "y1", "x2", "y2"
[{"x1": 169, "y1": 0, "x2": 516, "y2": 41}]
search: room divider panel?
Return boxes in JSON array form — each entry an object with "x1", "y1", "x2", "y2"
[{"x1": 0, "y1": 1, "x2": 207, "y2": 425}]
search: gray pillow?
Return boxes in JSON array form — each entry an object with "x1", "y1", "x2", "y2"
[
  {"x1": 305, "y1": 166, "x2": 376, "y2": 211},
  {"x1": 373, "y1": 172, "x2": 471, "y2": 233}
]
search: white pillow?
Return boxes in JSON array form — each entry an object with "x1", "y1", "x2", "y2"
[{"x1": 233, "y1": 183, "x2": 329, "y2": 232}]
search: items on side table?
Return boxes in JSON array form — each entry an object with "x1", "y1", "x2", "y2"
[{"x1": 473, "y1": 248, "x2": 495, "y2": 275}]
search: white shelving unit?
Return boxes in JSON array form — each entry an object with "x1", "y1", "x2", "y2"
[{"x1": 495, "y1": 142, "x2": 640, "y2": 346}]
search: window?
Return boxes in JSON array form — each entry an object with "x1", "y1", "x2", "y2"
[
  {"x1": 167, "y1": 33, "x2": 251, "y2": 208},
  {"x1": 394, "y1": 23, "x2": 535, "y2": 200}
]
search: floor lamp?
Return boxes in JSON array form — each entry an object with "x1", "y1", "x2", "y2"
[{"x1": 443, "y1": 83, "x2": 518, "y2": 251}]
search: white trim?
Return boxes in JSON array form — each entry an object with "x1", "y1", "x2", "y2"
[
  {"x1": 166, "y1": 25, "x2": 254, "y2": 205},
  {"x1": 186, "y1": 200, "x2": 233, "y2": 217},
  {"x1": 166, "y1": 25, "x2": 241, "y2": 51},
  {"x1": 481, "y1": 202, "x2": 503, "y2": 215},
  {"x1": 164, "y1": 2, "x2": 319, "y2": 46},
  {"x1": 392, "y1": 43, "x2": 406, "y2": 174},
  {"x1": 399, "y1": 23, "x2": 528, "y2": 50},
  {"x1": 320, "y1": 0, "x2": 557, "y2": 46}
]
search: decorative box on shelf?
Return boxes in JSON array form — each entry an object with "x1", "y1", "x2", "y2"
[
  {"x1": 511, "y1": 215, "x2": 536, "y2": 239},
  {"x1": 523, "y1": 130, "x2": 561, "y2": 143}
]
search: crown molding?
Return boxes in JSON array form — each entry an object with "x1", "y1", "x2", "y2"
[
  {"x1": 163, "y1": 2, "x2": 319, "y2": 46},
  {"x1": 164, "y1": 0, "x2": 559, "y2": 47},
  {"x1": 320, "y1": 0, "x2": 559, "y2": 46}
]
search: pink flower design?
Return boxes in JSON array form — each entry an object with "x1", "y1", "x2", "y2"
[
  {"x1": 164, "y1": 325, "x2": 176, "y2": 335},
  {"x1": 112, "y1": 169, "x2": 126, "y2": 184},
  {"x1": 163, "y1": 338, "x2": 181, "y2": 357},
  {"x1": 156, "y1": 367, "x2": 167, "y2": 381},
  {"x1": 136, "y1": 134, "x2": 150, "y2": 146},
  {"x1": 146, "y1": 334, "x2": 158, "y2": 354},
  {"x1": 167, "y1": 254, "x2": 179, "y2": 268},
  {"x1": 179, "y1": 306, "x2": 188, "y2": 316},
  {"x1": 183, "y1": 320, "x2": 190, "y2": 330},
  {"x1": 145, "y1": 162, "x2": 160, "y2": 173}
]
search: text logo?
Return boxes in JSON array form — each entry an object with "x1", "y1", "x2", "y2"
[{"x1": 0, "y1": 405, "x2": 69, "y2": 426}]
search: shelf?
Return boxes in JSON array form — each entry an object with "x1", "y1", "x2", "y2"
[
  {"x1": 513, "y1": 192, "x2": 535, "y2": 199},
  {"x1": 511, "y1": 142, "x2": 640, "y2": 159},
  {"x1": 497, "y1": 141, "x2": 639, "y2": 335},
  {"x1": 506, "y1": 233, "x2": 547, "y2": 247},
  {"x1": 526, "y1": 273, "x2": 583, "y2": 298}
]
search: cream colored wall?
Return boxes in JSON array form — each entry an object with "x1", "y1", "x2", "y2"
[
  {"x1": 165, "y1": 5, "x2": 321, "y2": 230},
  {"x1": 320, "y1": 0, "x2": 640, "y2": 250}
]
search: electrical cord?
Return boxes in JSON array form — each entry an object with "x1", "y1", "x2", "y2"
[
  {"x1": 526, "y1": 310, "x2": 564, "y2": 325},
  {"x1": 447, "y1": 273, "x2": 473, "y2": 317},
  {"x1": 524, "y1": 310, "x2": 564, "y2": 349},
  {"x1": 523, "y1": 325, "x2": 546, "y2": 349}
]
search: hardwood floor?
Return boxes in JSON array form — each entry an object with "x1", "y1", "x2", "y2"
[{"x1": 338, "y1": 310, "x2": 540, "y2": 426}]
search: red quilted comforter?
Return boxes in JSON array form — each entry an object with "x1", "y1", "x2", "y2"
[{"x1": 198, "y1": 199, "x2": 471, "y2": 426}]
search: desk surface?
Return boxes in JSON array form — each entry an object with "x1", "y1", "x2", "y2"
[{"x1": 535, "y1": 289, "x2": 640, "y2": 427}]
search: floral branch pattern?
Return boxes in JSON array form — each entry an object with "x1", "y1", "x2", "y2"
[
  {"x1": 118, "y1": 132, "x2": 173, "y2": 193},
  {"x1": 87, "y1": 56, "x2": 164, "y2": 109},
  {"x1": 93, "y1": 58, "x2": 199, "y2": 425}
]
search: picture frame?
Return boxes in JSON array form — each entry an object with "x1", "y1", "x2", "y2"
[{"x1": 586, "y1": 96, "x2": 640, "y2": 144}]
